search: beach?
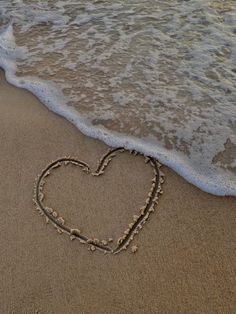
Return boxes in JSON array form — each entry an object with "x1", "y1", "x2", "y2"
[{"x1": 0, "y1": 68, "x2": 235, "y2": 313}]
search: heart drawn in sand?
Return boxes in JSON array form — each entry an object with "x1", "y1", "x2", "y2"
[{"x1": 33, "y1": 148, "x2": 164, "y2": 254}]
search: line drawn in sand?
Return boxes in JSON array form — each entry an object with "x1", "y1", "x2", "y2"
[{"x1": 33, "y1": 148, "x2": 164, "y2": 254}]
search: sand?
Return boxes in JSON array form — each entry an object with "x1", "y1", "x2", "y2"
[{"x1": 0, "y1": 69, "x2": 235, "y2": 314}]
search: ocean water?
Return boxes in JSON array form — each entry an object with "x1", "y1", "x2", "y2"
[{"x1": 0, "y1": 0, "x2": 235, "y2": 195}]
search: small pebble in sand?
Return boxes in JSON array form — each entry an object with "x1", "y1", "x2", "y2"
[
  {"x1": 90, "y1": 245, "x2": 96, "y2": 252},
  {"x1": 57, "y1": 217, "x2": 65, "y2": 225},
  {"x1": 52, "y1": 211, "x2": 58, "y2": 218},
  {"x1": 145, "y1": 198, "x2": 150, "y2": 205},
  {"x1": 117, "y1": 237, "x2": 124, "y2": 245},
  {"x1": 139, "y1": 207, "x2": 145, "y2": 215},
  {"x1": 38, "y1": 192, "x2": 44, "y2": 201},
  {"x1": 40, "y1": 179, "x2": 45, "y2": 186},
  {"x1": 101, "y1": 240, "x2": 108, "y2": 246},
  {"x1": 160, "y1": 170, "x2": 165, "y2": 177},
  {"x1": 35, "y1": 205, "x2": 40, "y2": 212},
  {"x1": 48, "y1": 209, "x2": 54, "y2": 215},
  {"x1": 131, "y1": 245, "x2": 138, "y2": 253},
  {"x1": 108, "y1": 238, "x2": 113, "y2": 242},
  {"x1": 71, "y1": 228, "x2": 81, "y2": 236}
]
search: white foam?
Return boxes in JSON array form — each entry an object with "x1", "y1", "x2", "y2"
[{"x1": 0, "y1": 1, "x2": 236, "y2": 196}]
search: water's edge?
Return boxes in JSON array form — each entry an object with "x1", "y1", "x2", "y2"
[{"x1": 1, "y1": 64, "x2": 235, "y2": 196}]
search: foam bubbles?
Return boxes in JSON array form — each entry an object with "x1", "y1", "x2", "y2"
[{"x1": 0, "y1": 0, "x2": 236, "y2": 195}]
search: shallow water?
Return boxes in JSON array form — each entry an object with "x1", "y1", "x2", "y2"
[{"x1": 0, "y1": 0, "x2": 235, "y2": 195}]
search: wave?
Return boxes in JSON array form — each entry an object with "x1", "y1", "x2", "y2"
[{"x1": 0, "y1": 0, "x2": 236, "y2": 196}]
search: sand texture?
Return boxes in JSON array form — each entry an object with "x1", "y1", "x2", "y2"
[{"x1": 0, "y1": 69, "x2": 235, "y2": 314}]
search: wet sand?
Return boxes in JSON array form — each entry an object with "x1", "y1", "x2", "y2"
[{"x1": 0, "y1": 69, "x2": 235, "y2": 313}]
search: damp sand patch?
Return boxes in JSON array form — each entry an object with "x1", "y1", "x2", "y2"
[{"x1": 33, "y1": 148, "x2": 164, "y2": 254}]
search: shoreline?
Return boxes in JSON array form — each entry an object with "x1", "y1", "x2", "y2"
[
  {"x1": 0, "y1": 69, "x2": 235, "y2": 313},
  {"x1": 0, "y1": 63, "x2": 235, "y2": 196}
]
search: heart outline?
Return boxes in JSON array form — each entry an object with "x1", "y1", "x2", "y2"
[{"x1": 33, "y1": 148, "x2": 164, "y2": 254}]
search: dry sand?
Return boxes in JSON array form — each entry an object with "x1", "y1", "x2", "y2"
[{"x1": 0, "y1": 69, "x2": 235, "y2": 314}]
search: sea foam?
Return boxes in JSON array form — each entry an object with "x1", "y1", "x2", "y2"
[{"x1": 0, "y1": 0, "x2": 236, "y2": 196}]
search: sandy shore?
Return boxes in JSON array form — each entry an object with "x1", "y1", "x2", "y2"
[{"x1": 0, "y1": 69, "x2": 235, "y2": 314}]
